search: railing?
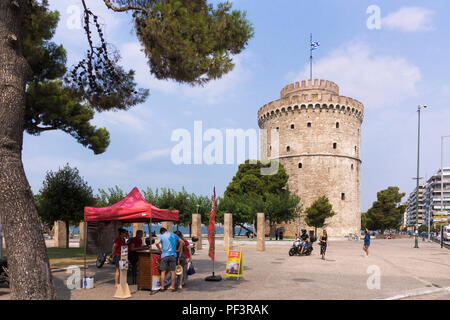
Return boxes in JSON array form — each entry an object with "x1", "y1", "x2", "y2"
[{"x1": 430, "y1": 235, "x2": 450, "y2": 250}]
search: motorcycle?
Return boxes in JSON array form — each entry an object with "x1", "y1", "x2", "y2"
[
  {"x1": 96, "y1": 252, "x2": 114, "y2": 268},
  {"x1": 289, "y1": 236, "x2": 317, "y2": 256},
  {"x1": 0, "y1": 259, "x2": 9, "y2": 287},
  {"x1": 190, "y1": 236, "x2": 199, "y2": 256}
]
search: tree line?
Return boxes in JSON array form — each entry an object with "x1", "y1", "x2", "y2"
[{"x1": 35, "y1": 162, "x2": 339, "y2": 244}]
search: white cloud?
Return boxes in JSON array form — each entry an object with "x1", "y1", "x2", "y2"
[
  {"x1": 93, "y1": 109, "x2": 148, "y2": 132},
  {"x1": 382, "y1": 7, "x2": 435, "y2": 32},
  {"x1": 181, "y1": 51, "x2": 252, "y2": 104},
  {"x1": 288, "y1": 42, "x2": 421, "y2": 108},
  {"x1": 134, "y1": 148, "x2": 171, "y2": 163}
]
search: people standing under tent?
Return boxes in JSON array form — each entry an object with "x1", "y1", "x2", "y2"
[
  {"x1": 112, "y1": 228, "x2": 128, "y2": 288},
  {"x1": 155, "y1": 227, "x2": 183, "y2": 291},
  {"x1": 128, "y1": 230, "x2": 145, "y2": 281}
]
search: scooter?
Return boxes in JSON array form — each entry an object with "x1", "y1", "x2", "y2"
[
  {"x1": 190, "y1": 236, "x2": 199, "y2": 255},
  {"x1": 289, "y1": 236, "x2": 317, "y2": 256},
  {"x1": 0, "y1": 259, "x2": 9, "y2": 287}
]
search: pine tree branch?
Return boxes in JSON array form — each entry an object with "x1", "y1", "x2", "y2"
[{"x1": 101, "y1": 0, "x2": 149, "y2": 13}]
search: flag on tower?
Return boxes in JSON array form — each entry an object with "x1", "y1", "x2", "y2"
[
  {"x1": 311, "y1": 41, "x2": 320, "y2": 50},
  {"x1": 207, "y1": 187, "x2": 216, "y2": 261}
]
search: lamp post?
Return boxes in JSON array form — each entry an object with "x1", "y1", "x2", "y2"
[{"x1": 415, "y1": 105, "x2": 427, "y2": 248}]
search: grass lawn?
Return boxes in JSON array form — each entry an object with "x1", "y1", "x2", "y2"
[
  {"x1": 47, "y1": 248, "x2": 97, "y2": 269},
  {"x1": 1, "y1": 246, "x2": 97, "y2": 269}
]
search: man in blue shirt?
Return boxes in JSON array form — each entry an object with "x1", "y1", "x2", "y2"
[{"x1": 155, "y1": 227, "x2": 183, "y2": 291}]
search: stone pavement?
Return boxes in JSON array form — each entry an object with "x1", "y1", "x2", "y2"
[{"x1": 0, "y1": 239, "x2": 449, "y2": 300}]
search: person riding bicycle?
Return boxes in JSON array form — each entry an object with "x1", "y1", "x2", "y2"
[{"x1": 299, "y1": 229, "x2": 309, "y2": 255}]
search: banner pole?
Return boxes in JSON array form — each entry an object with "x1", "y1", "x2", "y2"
[{"x1": 148, "y1": 217, "x2": 155, "y2": 295}]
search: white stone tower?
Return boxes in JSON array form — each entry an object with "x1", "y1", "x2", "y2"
[{"x1": 258, "y1": 79, "x2": 364, "y2": 237}]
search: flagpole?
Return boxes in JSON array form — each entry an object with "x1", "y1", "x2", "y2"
[
  {"x1": 205, "y1": 187, "x2": 222, "y2": 282},
  {"x1": 310, "y1": 33, "x2": 313, "y2": 80}
]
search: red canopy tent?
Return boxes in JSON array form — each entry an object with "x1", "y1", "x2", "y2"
[
  {"x1": 83, "y1": 187, "x2": 178, "y2": 293},
  {"x1": 84, "y1": 187, "x2": 179, "y2": 223}
]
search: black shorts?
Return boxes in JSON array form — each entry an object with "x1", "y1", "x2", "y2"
[
  {"x1": 320, "y1": 243, "x2": 327, "y2": 255},
  {"x1": 160, "y1": 256, "x2": 177, "y2": 272},
  {"x1": 114, "y1": 255, "x2": 120, "y2": 268}
]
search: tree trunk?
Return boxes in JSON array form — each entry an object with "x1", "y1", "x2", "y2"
[{"x1": 0, "y1": 1, "x2": 56, "y2": 299}]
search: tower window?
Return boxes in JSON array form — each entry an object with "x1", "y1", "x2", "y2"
[
  {"x1": 298, "y1": 163, "x2": 303, "y2": 169},
  {"x1": 290, "y1": 124, "x2": 295, "y2": 130},
  {"x1": 276, "y1": 127, "x2": 279, "y2": 132},
  {"x1": 341, "y1": 193, "x2": 346, "y2": 201},
  {"x1": 351, "y1": 164, "x2": 354, "y2": 170},
  {"x1": 336, "y1": 122, "x2": 340, "y2": 128},
  {"x1": 307, "y1": 122, "x2": 312, "y2": 128},
  {"x1": 287, "y1": 146, "x2": 291, "y2": 152},
  {"x1": 333, "y1": 143, "x2": 337, "y2": 149}
]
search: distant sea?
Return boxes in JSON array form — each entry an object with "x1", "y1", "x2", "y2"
[{"x1": 70, "y1": 224, "x2": 252, "y2": 236}]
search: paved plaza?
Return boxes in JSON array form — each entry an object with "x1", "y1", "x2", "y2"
[{"x1": 0, "y1": 238, "x2": 449, "y2": 300}]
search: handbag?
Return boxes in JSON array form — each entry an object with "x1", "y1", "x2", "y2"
[{"x1": 187, "y1": 261, "x2": 196, "y2": 275}]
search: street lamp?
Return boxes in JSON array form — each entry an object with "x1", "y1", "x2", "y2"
[{"x1": 415, "y1": 105, "x2": 427, "y2": 248}]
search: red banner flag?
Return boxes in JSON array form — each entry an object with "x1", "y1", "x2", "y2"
[{"x1": 207, "y1": 187, "x2": 216, "y2": 261}]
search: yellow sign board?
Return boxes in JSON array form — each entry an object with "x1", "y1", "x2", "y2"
[{"x1": 225, "y1": 245, "x2": 244, "y2": 279}]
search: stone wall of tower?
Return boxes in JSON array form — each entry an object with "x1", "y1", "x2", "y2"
[{"x1": 258, "y1": 79, "x2": 364, "y2": 237}]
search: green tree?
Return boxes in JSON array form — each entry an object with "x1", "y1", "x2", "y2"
[
  {"x1": 305, "y1": 196, "x2": 336, "y2": 235},
  {"x1": 361, "y1": 211, "x2": 371, "y2": 230},
  {"x1": 36, "y1": 164, "x2": 96, "y2": 248},
  {"x1": 365, "y1": 187, "x2": 407, "y2": 233},
  {"x1": 0, "y1": 0, "x2": 253, "y2": 298},
  {"x1": 225, "y1": 160, "x2": 289, "y2": 197},
  {"x1": 263, "y1": 191, "x2": 301, "y2": 239},
  {"x1": 217, "y1": 193, "x2": 263, "y2": 232},
  {"x1": 418, "y1": 225, "x2": 428, "y2": 233},
  {"x1": 142, "y1": 187, "x2": 212, "y2": 229},
  {"x1": 96, "y1": 186, "x2": 126, "y2": 207},
  {"x1": 221, "y1": 160, "x2": 300, "y2": 235}
]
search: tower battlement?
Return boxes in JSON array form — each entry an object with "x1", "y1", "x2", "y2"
[
  {"x1": 281, "y1": 79, "x2": 339, "y2": 98},
  {"x1": 258, "y1": 91, "x2": 364, "y2": 127}
]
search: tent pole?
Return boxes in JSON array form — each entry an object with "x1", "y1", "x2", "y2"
[
  {"x1": 148, "y1": 218, "x2": 155, "y2": 295},
  {"x1": 83, "y1": 220, "x2": 87, "y2": 290}
]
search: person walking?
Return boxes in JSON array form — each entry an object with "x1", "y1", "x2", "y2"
[
  {"x1": 275, "y1": 228, "x2": 279, "y2": 241},
  {"x1": 363, "y1": 228, "x2": 370, "y2": 257},
  {"x1": 319, "y1": 230, "x2": 328, "y2": 260}
]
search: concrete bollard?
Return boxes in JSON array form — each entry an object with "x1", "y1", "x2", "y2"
[
  {"x1": 257, "y1": 213, "x2": 265, "y2": 252},
  {"x1": 192, "y1": 214, "x2": 202, "y2": 250},
  {"x1": 133, "y1": 223, "x2": 144, "y2": 237},
  {"x1": 54, "y1": 221, "x2": 67, "y2": 248},
  {"x1": 224, "y1": 213, "x2": 233, "y2": 251},
  {"x1": 79, "y1": 221, "x2": 87, "y2": 248},
  {"x1": 162, "y1": 221, "x2": 173, "y2": 233}
]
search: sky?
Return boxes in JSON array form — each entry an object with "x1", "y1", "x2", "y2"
[{"x1": 23, "y1": 0, "x2": 450, "y2": 211}]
